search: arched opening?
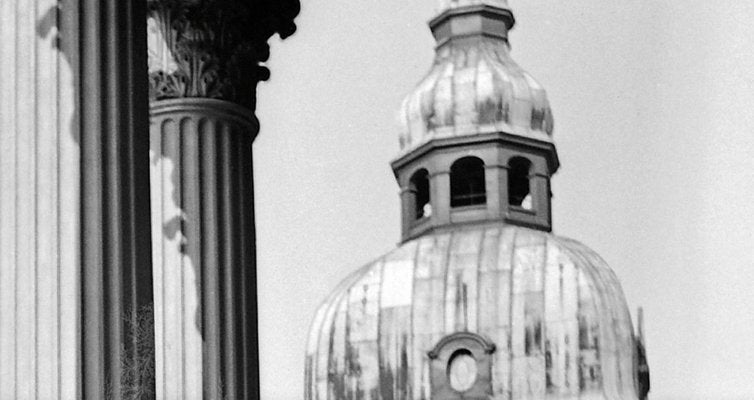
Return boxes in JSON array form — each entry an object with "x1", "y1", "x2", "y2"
[
  {"x1": 447, "y1": 349, "x2": 477, "y2": 392},
  {"x1": 428, "y1": 332, "x2": 495, "y2": 399},
  {"x1": 410, "y1": 169, "x2": 431, "y2": 219},
  {"x1": 508, "y1": 157, "x2": 532, "y2": 209},
  {"x1": 450, "y1": 157, "x2": 486, "y2": 207}
]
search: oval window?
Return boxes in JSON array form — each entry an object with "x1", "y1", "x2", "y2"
[{"x1": 447, "y1": 349, "x2": 477, "y2": 392}]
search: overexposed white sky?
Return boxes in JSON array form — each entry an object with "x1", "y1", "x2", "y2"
[{"x1": 255, "y1": 1, "x2": 754, "y2": 399}]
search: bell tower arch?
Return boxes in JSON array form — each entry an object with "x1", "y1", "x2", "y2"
[{"x1": 393, "y1": 1, "x2": 559, "y2": 242}]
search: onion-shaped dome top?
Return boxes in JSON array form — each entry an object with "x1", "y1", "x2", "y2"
[
  {"x1": 398, "y1": 3, "x2": 554, "y2": 154},
  {"x1": 305, "y1": 225, "x2": 641, "y2": 400}
]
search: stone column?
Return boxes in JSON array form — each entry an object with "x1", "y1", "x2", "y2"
[
  {"x1": 485, "y1": 163, "x2": 505, "y2": 218},
  {"x1": 79, "y1": 2, "x2": 155, "y2": 398},
  {"x1": 0, "y1": 2, "x2": 81, "y2": 397},
  {"x1": 431, "y1": 170, "x2": 452, "y2": 225},
  {"x1": 1, "y1": 0, "x2": 155, "y2": 398},
  {"x1": 147, "y1": 1, "x2": 298, "y2": 398}
]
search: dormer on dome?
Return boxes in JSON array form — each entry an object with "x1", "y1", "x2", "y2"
[{"x1": 393, "y1": 1, "x2": 558, "y2": 241}]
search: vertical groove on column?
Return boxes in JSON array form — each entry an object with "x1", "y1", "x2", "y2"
[
  {"x1": 243, "y1": 130, "x2": 259, "y2": 400},
  {"x1": 220, "y1": 121, "x2": 238, "y2": 400},
  {"x1": 79, "y1": 0, "x2": 154, "y2": 398},
  {"x1": 0, "y1": 0, "x2": 18, "y2": 396},
  {"x1": 1, "y1": 0, "x2": 155, "y2": 396},
  {"x1": 17, "y1": 0, "x2": 38, "y2": 397},
  {"x1": 150, "y1": 99, "x2": 259, "y2": 399},
  {"x1": 150, "y1": 116, "x2": 166, "y2": 400},
  {"x1": 182, "y1": 115, "x2": 203, "y2": 398},
  {"x1": 200, "y1": 116, "x2": 222, "y2": 398},
  {"x1": 104, "y1": 0, "x2": 126, "y2": 390},
  {"x1": 238, "y1": 127, "x2": 251, "y2": 400},
  {"x1": 57, "y1": 0, "x2": 81, "y2": 397},
  {"x1": 1, "y1": 0, "x2": 81, "y2": 396},
  {"x1": 35, "y1": 0, "x2": 61, "y2": 397},
  {"x1": 178, "y1": 116, "x2": 189, "y2": 397},
  {"x1": 165, "y1": 118, "x2": 184, "y2": 397},
  {"x1": 146, "y1": 1, "x2": 299, "y2": 396}
]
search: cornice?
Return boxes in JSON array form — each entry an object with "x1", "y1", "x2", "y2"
[
  {"x1": 390, "y1": 132, "x2": 560, "y2": 174},
  {"x1": 150, "y1": 98, "x2": 261, "y2": 138}
]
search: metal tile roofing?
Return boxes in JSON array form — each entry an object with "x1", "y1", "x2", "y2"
[{"x1": 305, "y1": 225, "x2": 639, "y2": 400}]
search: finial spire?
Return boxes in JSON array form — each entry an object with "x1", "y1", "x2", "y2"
[{"x1": 437, "y1": 0, "x2": 509, "y2": 13}]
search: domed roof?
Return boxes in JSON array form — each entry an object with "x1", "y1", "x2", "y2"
[
  {"x1": 398, "y1": 6, "x2": 554, "y2": 154},
  {"x1": 305, "y1": 225, "x2": 640, "y2": 399}
]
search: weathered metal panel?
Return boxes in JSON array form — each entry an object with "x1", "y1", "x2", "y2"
[
  {"x1": 565, "y1": 239, "x2": 635, "y2": 399},
  {"x1": 380, "y1": 243, "x2": 417, "y2": 309},
  {"x1": 452, "y1": 50, "x2": 479, "y2": 128},
  {"x1": 310, "y1": 225, "x2": 639, "y2": 400},
  {"x1": 345, "y1": 262, "x2": 383, "y2": 400},
  {"x1": 347, "y1": 263, "x2": 382, "y2": 343},
  {"x1": 304, "y1": 354, "x2": 315, "y2": 400},
  {"x1": 577, "y1": 248, "x2": 619, "y2": 399},
  {"x1": 317, "y1": 286, "x2": 344, "y2": 400},
  {"x1": 432, "y1": 66, "x2": 456, "y2": 129},
  {"x1": 577, "y1": 269, "x2": 603, "y2": 395},
  {"x1": 327, "y1": 291, "x2": 349, "y2": 400},
  {"x1": 543, "y1": 239, "x2": 580, "y2": 398},
  {"x1": 477, "y1": 227, "x2": 508, "y2": 399},
  {"x1": 511, "y1": 230, "x2": 547, "y2": 398},
  {"x1": 378, "y1": 242, "x2": 416, "y2": 400},
  {"x1": 378, "y1": 306, "x2": 412, "y2": 400},
  {"x1": 411, "y1": 234, "x2": 451, "y2": 400},
  {"x1": 477, "y1": 227, "x2": 503, "y2": 332},
  {"x1": 493, "y1": 227, "x2": 517, "y2": 399},
  {"x1": 307, "y1": 293, "x2": 330, "y2": 370},
  {"x1": 445, "y1": 230, "x2": 483, "y2": 333},
  {"x1": 576, "y1": 246, "x2": 636, "y2": 399}
]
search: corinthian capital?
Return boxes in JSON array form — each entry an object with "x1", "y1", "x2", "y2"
[{"x1": 147, "y1": 0, "x2": 299, "y2": 110}]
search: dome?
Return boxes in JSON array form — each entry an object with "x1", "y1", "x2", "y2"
[
  {"x1": 304, "y1": 225, "x2": 640, "y2": 399},
  {"x1": 398, "y1": 5, "x2": 554, "y2": 154}
]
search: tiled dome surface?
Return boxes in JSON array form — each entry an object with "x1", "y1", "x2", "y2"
[
  {"x1": 399, "y1": 37, "x2": 554, "y2": 153},
  {"x1": 305, "y1": 225, "x2": 639, "y2": 400}
]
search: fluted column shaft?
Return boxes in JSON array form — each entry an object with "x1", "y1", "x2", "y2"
[
  {"x1": 150, "y1": 99, "x2": 258, "y2": 399},
  {"x1": 0, "y1": 1, "x2": 80, "y2": 398},
  {"x1": 79, "y1": 1, "x2": 155, "y2": 398},
  {"x1": 1, "y1": 0, "x2": 155, "y2": 398},
  {"x1": 147, "y1": 1, "x2": 298, "y2": 398}
]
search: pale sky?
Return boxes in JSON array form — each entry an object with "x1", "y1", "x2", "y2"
[{"x1": 255, "y1": 1, "x2": 754, "y2": 399}]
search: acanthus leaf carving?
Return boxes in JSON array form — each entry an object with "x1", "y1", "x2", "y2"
[{"x1": 147, "y1": 0, "x2": 296, "y2": 110}]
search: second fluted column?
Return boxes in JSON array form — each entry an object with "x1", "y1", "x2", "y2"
[{"x1": 146, "y1": 0, "x2": 299, "y2": 398}]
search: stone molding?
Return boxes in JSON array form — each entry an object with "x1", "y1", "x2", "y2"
[
  {"x1": 150, "y1": 97, "x2": 260, "y2": 137},
  {"x1": 147, "y1": 0, "x2": 299, "y2": 110}
]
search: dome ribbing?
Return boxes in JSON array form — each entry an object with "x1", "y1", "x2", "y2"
[
  {"x1": 305, "y1": 225, "x2": 639, "y2": 399},
  {"x1": 398, "y1": 3, "x2": 553, "y2": 154}
]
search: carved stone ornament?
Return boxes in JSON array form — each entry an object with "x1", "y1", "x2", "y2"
[{"x1": 147, "y1": 0, "x2": 299, "y2": 110}]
